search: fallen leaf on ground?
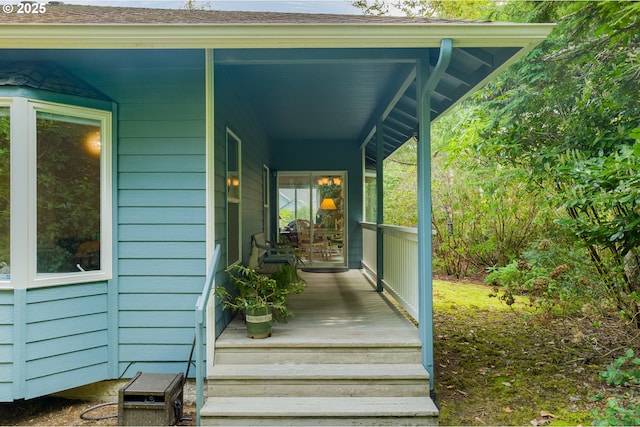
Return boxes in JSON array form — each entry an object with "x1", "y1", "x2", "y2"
[{"x1": 540, "y1": 410, "x2": 557, "y2": 418}]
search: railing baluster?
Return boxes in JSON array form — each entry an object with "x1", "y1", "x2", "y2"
[{"x1": 361, "y1": 223, "x2": 419, "y2": 321}]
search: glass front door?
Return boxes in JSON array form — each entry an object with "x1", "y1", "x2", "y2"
[{"x1": 278, "y1": 172, "x2": 346, "y2": 268}]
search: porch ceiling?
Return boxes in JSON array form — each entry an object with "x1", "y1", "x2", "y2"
[
  {"x1": 216, "y1": 45, "x2": 521, "y2": 168},
  {"x1": 0, "y1": 44, "x2": 524, "y2": 169}
]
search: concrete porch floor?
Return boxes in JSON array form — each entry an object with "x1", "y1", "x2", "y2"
[{"x1": 215, "y1": 269, "x2": 420, "y2": 347}]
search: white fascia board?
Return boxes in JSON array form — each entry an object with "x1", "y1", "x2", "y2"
[{"x1": 0, "y1": 22, "x2": 554, "y2": 49}]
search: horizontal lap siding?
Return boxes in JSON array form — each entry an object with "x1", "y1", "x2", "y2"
[
  {"x1": 114, "y1": 51, "x2": 207, "y2": 378},
  {"x1": 0, "y1": 291, "x2": 13, "y2": 401},
  {"x1": 23, "y1": 283, "x2": 109, "y2": 399},
  {"x1": 213, "y1": 65, "x2": 271, "y2": 336},
  {"x1": 0, "y1": 50, "x2": 209, "y2": 400}
]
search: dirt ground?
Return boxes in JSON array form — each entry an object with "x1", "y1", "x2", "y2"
[{"x1": 0, "y1": 397, "x2": 196, "y2": 426}]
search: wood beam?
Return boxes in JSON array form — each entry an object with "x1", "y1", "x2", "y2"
[{"x1": 359, "y1": 63, "x2": 417, "y2": 150}]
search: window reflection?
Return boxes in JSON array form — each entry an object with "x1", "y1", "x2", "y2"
[
  {"x1": 36, "y1": 112, "x2": 101, "y2": 273},
  {"x1": 0, "y1": 107, "x2": 9, "y2": 280}
]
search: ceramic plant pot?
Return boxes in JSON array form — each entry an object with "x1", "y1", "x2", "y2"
[{"x1": 245, "y1": 306, "x2": 272, "y2": 339}]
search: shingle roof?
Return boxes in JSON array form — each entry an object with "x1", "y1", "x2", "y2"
[
  {"x1": 0, "y1": 61, "x2": 110, "y2": 99},
  {"x1": 0, "y1": 3, "x2": 487, "y2": 25}
]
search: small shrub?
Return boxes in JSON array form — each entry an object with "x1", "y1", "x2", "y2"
[
  {"x1": 591, "y1": 349, "x2": 640, "y2": 426},
  {"x1": 485, "y1": 239, "x2": 602, "y2": 314}
]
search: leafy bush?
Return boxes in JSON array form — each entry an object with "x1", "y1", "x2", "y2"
[
  {"x1": 485, "y1": 238, "x2": 601, "y2": 314},
  {"x1": 591, "y1": 349, "x2": 640, "y2": 426}
]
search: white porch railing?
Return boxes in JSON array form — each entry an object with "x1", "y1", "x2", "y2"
[
  {"x1": 195, "y1": 244, "x2": 221, "y2": 426},
  {"x1": 361, "y1": 222, "x2": 418, "y2": 320}
]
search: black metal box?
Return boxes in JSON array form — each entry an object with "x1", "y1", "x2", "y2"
[{"x1": 118, "y1": 372, "x2": 184, "y2": 426}]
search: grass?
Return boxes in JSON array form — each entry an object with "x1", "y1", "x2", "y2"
[{"x1": 432, "y1": 278, "x2": 637, "y2": 426}]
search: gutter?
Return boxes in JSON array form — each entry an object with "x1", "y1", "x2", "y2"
[{"x1": 0, "y1": 23, "x2": 554, "y2": 49}]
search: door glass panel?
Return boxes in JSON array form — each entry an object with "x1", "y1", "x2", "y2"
[
  {"x1": 278, "y1": 174, "x2": 310, "y2": 249},
  {"x1": 278, "y1": 172, "x2": 345, "y2": 268}
]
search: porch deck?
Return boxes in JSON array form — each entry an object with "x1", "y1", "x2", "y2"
[
  {"x1": 203, "y1": 269, "x2": 438, "y2": 426},
  {"x1": 216, "y1": 269, "x2": 420, "y2": 347}
]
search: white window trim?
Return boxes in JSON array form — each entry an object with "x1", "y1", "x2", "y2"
[
  {"x1": 0, "y1": 99, "x2": 13, "y2": 288},
  {"x1": 3, "y1": 97, "x2": 112, "y2": 289},
  {"x1": 262, "y1": 164, "x2": 270, "y2": 240},
  {"x1": 226, "y1": 128, "x2": 242, "y2": 267}
]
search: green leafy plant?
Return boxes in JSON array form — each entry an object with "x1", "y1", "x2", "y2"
[
  {"x1": 486, "y1": 237, "x2": 602, "y2": 315},
  {"x1": 216, "y1": 264, "x2": 305, "y2": 323},
  {"x1": 270, "y1": 263, "x2": 306, "y2": 296},
  {"x1": 591, "y1": 349, "x2": 640, "y2": 426}
]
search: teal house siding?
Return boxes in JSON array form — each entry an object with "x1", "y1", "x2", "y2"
[
  {"x1": 110, "y1": 50, "x2": 208, "y2": 376},
  {"x1": 213, "y1": 64, "x2": 272, "y2": 335},
  {"x1": 23, "y1": 283, "x2": 109, "y2": 399},
  {"x1": 0, "y1": 291, "x2": 13, "y2": 401},
  {"x1": 0, "y1": 49, "x2": 211, "y2": 396}
]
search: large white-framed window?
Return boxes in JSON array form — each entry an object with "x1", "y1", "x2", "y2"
[
  {"x1": 226, "y1": 128, "x2": 241, "y2": 267},
  {"x1": 1, "y1": 97, "x2": 112, "y2": 289}
]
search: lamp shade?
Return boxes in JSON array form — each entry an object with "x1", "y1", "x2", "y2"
[{"x1": 319, "y1": 198, "x2": 337, "y2": 210}]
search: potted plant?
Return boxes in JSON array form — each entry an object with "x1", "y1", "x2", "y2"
[
  {"x1": 270, "y1": 263, "x2": 306, "y2": 320},
  {"x1": 217, "y1": 263, "x2": 305, "y2": 338}
]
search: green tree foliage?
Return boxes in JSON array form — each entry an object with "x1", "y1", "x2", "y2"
[
  {"x1": 383, "y1": 138, "x2": 418, "y2": 227},
  {"x1": 468, "y1": 1, "x2": 640, "y2": 324},
  {"x1": 431, "y1": 106, "x2": 556, "y2": 277},
  {"x1": 353, "y1": 0, "x2": 499, "y2": 19},
  {"x1": 183, "y1": 0, "x2": 210, "y2": 10},
  {"x1": 0, "y1": 110, "x2": 9, "y2": 268},
  {"x1": 357, "y1": 1, "x2": 640, "y2": 325},
  {"x1": 431, "y1": 153, "x2": 552, "y2": 277},
  {"x1": 474, "y1": 2, "x2": 639, "y2": 170},
  {"x1": 382, "y1": 109, "x2": 553, "y2": 278}
]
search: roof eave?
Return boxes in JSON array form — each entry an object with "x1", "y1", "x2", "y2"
[{"x1": 0, "y1": 22, "x2": 555, "y2": 49}]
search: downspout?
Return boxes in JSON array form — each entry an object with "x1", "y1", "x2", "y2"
[{"x1": 417, "y1": 38, "x2": 452, "y2": 398}]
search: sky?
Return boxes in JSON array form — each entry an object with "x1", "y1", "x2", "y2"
[{"x1": 57, "y1": 0, "x2": 365, "y2": 14}]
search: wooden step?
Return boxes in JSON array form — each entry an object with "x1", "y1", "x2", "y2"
[
  {"x1": 207, "y1": 363, "x2": 429, "y2": 397},
  {"x1": 200, "y1": 396, "x2": 439, "y2": 426},
  {"x1": 213, "y1": 342, "x2": 422, "y2": 365}
]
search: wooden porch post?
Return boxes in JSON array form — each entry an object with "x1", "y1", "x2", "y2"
[
  {"x1": 417, "y1": 39, "x2": 452, "y2": 395},
  {"x1": 375, "y1": 120, "x2": 384, "y2": 292}
]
